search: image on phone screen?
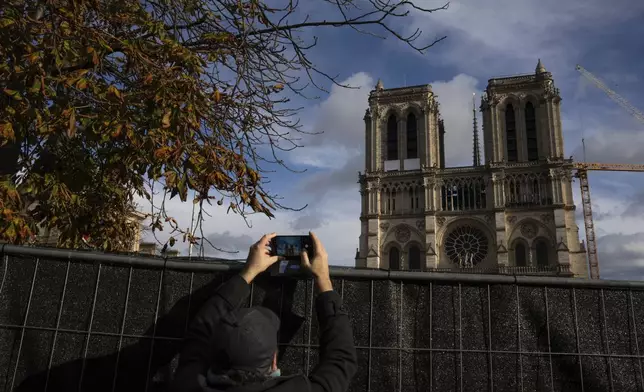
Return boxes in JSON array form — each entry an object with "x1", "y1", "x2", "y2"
[
  {"x1": 274, "y1": 236, "x2": 309, "y2": 257},
  {"x1": 270, "y1": 235, "x2": 311, "y2": 276}
]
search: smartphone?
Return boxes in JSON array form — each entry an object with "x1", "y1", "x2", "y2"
[{"x1": 268, "y1": 235, "x2": 312, "y2": 277}]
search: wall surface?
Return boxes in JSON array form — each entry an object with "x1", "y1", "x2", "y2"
[{"x1": 1, "y1": 245, "x2": 644, "y2": 392}]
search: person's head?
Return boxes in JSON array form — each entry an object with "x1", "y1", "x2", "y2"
[{"x1": 211, "y1": 306, "x2": 281, "y2": 379}]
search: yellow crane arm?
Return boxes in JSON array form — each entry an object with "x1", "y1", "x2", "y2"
[{"x1": 573, "y1": 162, "x2": 644, "y2": 172}]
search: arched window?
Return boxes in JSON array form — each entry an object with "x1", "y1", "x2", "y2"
[
  {"x1": 409, "y1": 189, "x2": 414, "y2": 211},
  {"x1": 515, "y1": 242, "x2": 527, "y2": 267},
  {"x1": 505, "y1": 104, "x2": 517, "y2": 162},
  {"x1": 389, "y1": 247, "x2": 400, "y2": 270},
  {"x1": 525, "y1": 102, "x2": 538, "y2": 161},
  {"x1": 535, "y1": 240, "x2": 549, "y2": 266},
  {"x1": 406, "y1": 113, "x2": 418, "y2": 159},
  {"x1": 387, "y1": 115, "x2": 398, "y2": 160},
  {"x1": 408, "y1": 245, "x2": 421, "y2": 271}
]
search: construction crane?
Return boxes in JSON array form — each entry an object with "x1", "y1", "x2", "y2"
[
  {"x1": 575, "y1": 64, "x2": 644, "y2": 124},
  {"x1": 573, "y1": 65, "x2": 644, "y2": 279},
  {"x1": 572, "y1": 163, "x2": 644, "y2": 279}
]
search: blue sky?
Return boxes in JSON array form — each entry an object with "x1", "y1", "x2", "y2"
[{"x1": 139, "y1": 0, "x2": 644, "y2": 280}]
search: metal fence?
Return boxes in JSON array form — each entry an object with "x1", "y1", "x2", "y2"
[
  {"x1": 406, "y1": 265, "x2": 570, "y2": 276},
  {"x1": 2, "y1": 244, "x2": 644, "y2": 392}
]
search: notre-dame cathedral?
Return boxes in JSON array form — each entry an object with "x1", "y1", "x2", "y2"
[{"x1": 355, "y1": 60, "x2": 588, "y2": 278}]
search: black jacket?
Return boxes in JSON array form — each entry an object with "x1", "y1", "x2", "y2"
[{"x1": 169, "y1": 275, "x2": 357, "y2": 392}]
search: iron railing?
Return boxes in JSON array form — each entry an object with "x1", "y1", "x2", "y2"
[
  {"x1": 2, "y1": 244, "x2": 644, "y2": 392},
  {"x1": 405, "y1": 265, "x2": 571, "y2": 276}
]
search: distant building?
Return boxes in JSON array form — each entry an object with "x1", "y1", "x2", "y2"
[
  {"x1": 356, "y1": 60, "x2": 587, "y2": 277},
  {"x1": 34, "y1": 210, "x2": 147, "y2": 252},
  {"x1": 138, "y1": 241, "x2": 180, "y2": 257}
]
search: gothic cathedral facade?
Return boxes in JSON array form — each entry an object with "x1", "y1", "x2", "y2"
[{"x1": 355, "y1": 60, "x2": 588, "y2": 278}]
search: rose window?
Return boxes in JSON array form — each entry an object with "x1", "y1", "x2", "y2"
[{"x1": 444, "y1": 225, "x2": 489, "y2": 267}]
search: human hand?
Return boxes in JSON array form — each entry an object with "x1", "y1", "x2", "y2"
[
  {"x1": 240, "y1": 233, "x2": 281, "y2": 284},
  {"x1": 300, "y1": 232, "x2": 332, "y2": 292}
]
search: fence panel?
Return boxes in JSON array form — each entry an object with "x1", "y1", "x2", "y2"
[{"x1": 1, "y1": 245, "x2": 644, "y2": 392}]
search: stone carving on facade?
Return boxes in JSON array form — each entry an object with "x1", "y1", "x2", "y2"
[
  {"x1": 379, "y1": 222, "x2": 390, "y2": 232},
  {"x1": 484, "y1": 91, "x2": 495, "y2": 106},
  {"x1": 416, "y1": 220, "x2": 425, "y2": 231},
  {"x1": 490, "y1": 92, "x2": 503, "y2": 106},
  {"x1": 395, "y1": 225, "x2": 411, "y2": 243},
  {"x1": 507, "y1": 215, "x2": 517, "y2": 225},
  {"x1": 543, "y1": 83, "x2": 561, "y2": 100},
  {"x1": 520, "y1": 221, "x2": 538, "y2": 239},
  {"x1": 492, "y1": 172, "x2": 506, "y2": 183},
  {"x1": 371, "y1": 104, "x2": 379, "y2": 118},
  {"x1": 540, "y1": 214, "x2": 552, "y2": 224},
  {"x1": 367, "y1": 245, "x2": 379, "y2": 257},
  {"x1": 426, "y1": 99, "x2": 438, "y2": 112},
  {"x1": 560, "y1": 168, "x2": 573, "y2": 181},
  {"x1": 497, "y1": 240, "x2": 507, "y2": 253},
  {"x1": 436, "y1": 216, "x2": 446, "y2": 226},
  {"x1": 481, "y1": 91, "x2": 489, "y2": 107},
  {"x1": 485, "y1": 214, "x2": 495, "y2": 225},
  {"x1": 379, "y1": 95, "x2": 428, "y2": 106},
  {"x1": 548, "y1": 167, "x2": 570, "y2": 181},
  {"x1": 425, "y1": 242, "x2": 436, "y2": 256},
  {"x1": 548, "y1": 169, "x2": 558, "y2": 180}
]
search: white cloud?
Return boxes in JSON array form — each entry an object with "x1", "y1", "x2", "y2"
[
  {"x1": 597, "y1": 233, "x2": 644, "y2": 280},
  {"x1": 290, "y1": 145, "x2": 359, "y2": 170},
  {"x1": 572, "y1": 181, "x2": 644, "y2": 279},
  {"x1": 290, "y1": 72, "x2": 373, "y2": 169},
  {"x1": 409, "y1": 0, "x2": 644, "y2": 72},
  {"x1": 431, "y1": 73, "x2": 480, "y2": 166},
  {"x1": 570, "y1": 129, "x2": 644, "y2": 164}
]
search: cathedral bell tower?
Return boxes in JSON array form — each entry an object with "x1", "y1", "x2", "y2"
[
  {"x1": 356, "y1": 81, "x2": 443, "y2": 269},
  {"x1": 479, "y1": 59, "x2": 587, "y2": 277},
  {"x1": 481, "y1": 59, "x2": 565, "y2": 164}
]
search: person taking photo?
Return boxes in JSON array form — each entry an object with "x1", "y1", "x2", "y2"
[{"x1": 170, "y1": 232, "x2": 357, "y2": 392}]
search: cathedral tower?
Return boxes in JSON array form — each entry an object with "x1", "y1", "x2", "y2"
[
  {"x1": 480, "y1": 59, "x2": 587, "y2": 276},
  {"x1": 356, "y1": 61, "x2": 588, "y2": 278},
  {"x1": 358, "y1": 82, "x2": 442, "y2": 270}
]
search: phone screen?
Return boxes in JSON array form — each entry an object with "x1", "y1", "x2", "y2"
[
  {"x1": 273, "y1": 235, "x2": 311, "y2": 258},
  {"x1": 270, "y1": 235, "x2": 312, "y2": 276}
]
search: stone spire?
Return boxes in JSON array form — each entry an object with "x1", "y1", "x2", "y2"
[
  {"x1": 536, "y1": 59, "x2": 547, "y2": 74},
  {"x1": 472, "y1": 93, "x2": 481, "y2": 166},
  {"x1": 375, "y1": 79, "x2": 384, "y2": 91}
]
